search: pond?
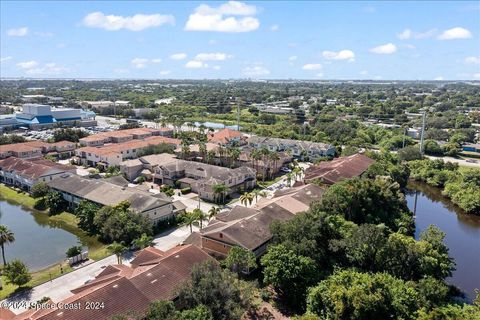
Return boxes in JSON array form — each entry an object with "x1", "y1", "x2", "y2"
[
  {"x1": 406, "y1": 182, "x2": 480, "y2": 301},
  {"x1": 0, "y1": 199, "x2": 82, "y2": 272},
  {"x1": 194, "y1": 121, "x2": 240, "y2": 130}
]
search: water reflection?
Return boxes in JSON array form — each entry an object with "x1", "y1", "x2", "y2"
[{"x1": 407, "y1": 181, "x2": 480, "y2": 301}]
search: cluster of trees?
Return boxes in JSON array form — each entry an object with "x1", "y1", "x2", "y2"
[
  {"x1": 52, "y1": 128, "x2": 88, "y2": 142},
  {"x1": 0, "y1": 134, "x2": 26, "y2": 145},
  {"x1": 256, "y1": 174, "x2": 475, "y2": 318},
  {"x1": 0, "y1": 223, "x2": 32, "y2": 288},
  {"x1": 74, "y1": 200, "x2": 153, "y2": 245},
  {"x1": 409, "y1": 159, "x2": 480, "y2": 214}
]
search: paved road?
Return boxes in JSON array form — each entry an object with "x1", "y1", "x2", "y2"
[
  {"x1": 425, "y1": 155, "x2": 480, "y2": 168},
  {"x1": 3, "y1": 225, "x2": 196, "y2": 315}
]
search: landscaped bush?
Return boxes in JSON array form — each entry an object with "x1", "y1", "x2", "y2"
[
  {"x1": 181, "y1": 187, "x2": 191, "y2": 194},
  {"x1": 66, "y1": 246, "x2": 83, "y2": 258}
]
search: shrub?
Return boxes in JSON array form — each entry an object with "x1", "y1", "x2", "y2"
[
  {"x1": 181, "y1": 187, "x2": 191, "y2": 194},
  {"x1": 66, "y1": 246, "x2": 83, "y2": 258}
]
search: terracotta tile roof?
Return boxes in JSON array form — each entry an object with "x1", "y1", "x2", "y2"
[
  {"x1": 0, "y1": 157, "x2": 75, "y2": 180},
  {"x1": 208, "y1": 128, "x2": 243, "y2": 144},
  {"x1": 304, "y1": 153, "x2": 374, "y2": 184},
  {"x1": 130, "y1": 247, "x2": 165, "y2": 268},
  {"x1": 13, "y1": 245, "x2": 212, "y2": 320}
]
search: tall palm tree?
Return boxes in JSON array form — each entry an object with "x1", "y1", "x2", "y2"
[
  {"x1": 208, "y1": 206, "x2": 221, "y2": 221},
  {"x1": 0, "y1": 225, "x2": 15, "y2": 265},
  {"x1": 252, "y1": 189, "x2": 262, "y2": 203},
  {"x1": 183, "y1": 211, "x2": 197, "y2": 233},
  {"x1": 206, "y1": 150, "x2": 216, "y2": 164},
  {"x1": 108, "y1": 242, "x2": 126, "y2": 265},
  {"x1": 239, "y1": 192, "x2": 254, "y2": 207},
  {"x1": 192, "y1": 208, "x2": 206, "y2": 229},
  {"x1": 286, "y1": 172, "x2": 293, "y2": 187},
  {"x1": 269, "y1": 152, "x2": 280, "y2": 179},
  {"x1": 228, "y1": 147, "x2": 241, "y2": 168},
  {"x1": 198, "y1": 141, "x2": 207, "y2": 163},
  {"x1": 212, "y1": 183, "x2": 229, "y2": 204}
]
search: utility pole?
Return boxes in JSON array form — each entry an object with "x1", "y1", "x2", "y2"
[
  {"x1": 419, "y1": 111, "x2": 427, "y2": 155},
  {"x1": 236, "y1": 104, "x2": 240, "y2": 130}
]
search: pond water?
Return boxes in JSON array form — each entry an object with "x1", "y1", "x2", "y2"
[
  {"x1": 194, "y1": 121, "x2": 240, "y2": 130},
  {"x1": 406, "y1": 182, "x2": 480, "y2": 301},
  {"x1": 0, "y1": 199, "x2": 82, "y2": 272}
]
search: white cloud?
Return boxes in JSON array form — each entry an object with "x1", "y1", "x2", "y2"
[
  {"x1": 397, "y1": 28, "x2": 437, "y2": 40},
  {"x1": 185, "y1": 1, "x2": 259, "y2": 33},
  {"x1": 17, "y1": 61, "x2": 68, "y2": 75},
  {"x1": 370, "y1": 43, "x2": 397, "y2": 54},
  {"x1": 7, "y1": 27, "x2": 28, "y2": 37},
  {"x1": 316, "y1": 73, "x2": 324, "y2": 78},
  {"x1": 185, "y1": 60, "x2": 207, "y2": 68},
  {"x1": 360, "y1": 70, "x2": 368, "y2": 75},
  {"x1": 473, "y1": 73, "x2": 480, "y2": 79},
  {"x1": 438, "y1": 27, "x2": 472, "y2": 40},
  {"x1": 242, "y1": 65, "x2": 270, "y2": 77},
  {"x1": 403, "y1": 44, "x2": 416, "y2": 49},
  {"x1": 159, "y1": 70, "x2": 171, "y2": 75},
  {"x1": 83, "y1": 12, "x2": 175, "y2": 31},
  {"x1": 434, "y1": 76, "x2": 444, "y2": 81},
  {"x1": 270, "y1": 24, "x2": 279, "y2": 31},
  {"x1": 131, "y1": 58, "x2": 149, "y2": 68},
  {"x1": 0, "y1": 57, "x2": 12, "y2": 63},
  {"x1": 131, "y1": 58, "x2": 161, "y2": 68},
  {"x1": 194, "y1": 52, "x2": 232, "y2": 61},
  {"x1": 289, "y1": 56, "x2": 298, "y2": 61},
  {"x1": 17, "y1": 60, "x2": 39, "y2": 69},
  {"x1": 322, "y1": 49, "x2": 355, "y2": 62},
  {"x1": 213, "y1": 65, "x2": 221, "y2": 70},
  {"x1": 170, "y1": 53, "x2": 187, "y2": 60},
  {"x1": 397, "y1": 29, "x2": 412, "y2": 40},
  {"x1": 34, "y1": 31, "x2": 54, "y2": 37},
  {"x1": 465, "y1": 56, "x2": 480, "y2": 64},
  {"x1": 302, "y1": 63, "x2": 322, "y2": 70}
]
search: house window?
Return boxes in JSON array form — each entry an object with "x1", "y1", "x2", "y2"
[{"x1": 219, "y1": 233, "x2": 223, "y2": 238}]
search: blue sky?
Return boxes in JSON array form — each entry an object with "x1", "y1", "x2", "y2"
[{"x1": 1, "y1": 1, "x2": 479, "y2": 80}]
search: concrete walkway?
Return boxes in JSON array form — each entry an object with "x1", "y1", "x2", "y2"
[{"x1": 3, "y1": 225, "x2": 196, "y2": 315}]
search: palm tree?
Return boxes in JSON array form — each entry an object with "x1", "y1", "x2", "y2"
[
  {"x1": 133, "y1": 233, "x2": 154, "y2": 250},
  {"x1": 108, "y1": 242, "x2": 126, "y2": 265},
  {"x1": 239, "y1": 192, "x2": 254, "y2": 207},
  {"x1": 183, "y1": 212, "x2": 197, "y2": 233},
  {"x1": 269, "y1": 152, "x2": 280, "y2": 179},
  {"x1": 212, "y1": 183, "x2": 229, "y2": 204},
  {"x1": 0, "y1": 225, "x2": 15, "y2": 265},
  {"x1": 192, "y1": 208, "x2": 206, "y2": 229},
  {"x1": 252, "y1": 189, "x2": 262, "y2": 203},
  {"x1": 286, "y1": 172, "x2": 293, "y2": 187},
  {"x1": 208, "y1": 206, "x2": 221, "y2": 221},
  {"x1": 198, "y1": 141, "x2": 207, "y2": 162},
  {"x1": 228, "y1": 147, "x2": 241, "y2": 168},
  {"x1": 206, "y1": 150, "x2": 216, "y2": 164}
]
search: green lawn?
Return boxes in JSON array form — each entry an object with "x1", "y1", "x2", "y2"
[{"x1": 0, "y1": 184, "x2": 110, "y2": 299}]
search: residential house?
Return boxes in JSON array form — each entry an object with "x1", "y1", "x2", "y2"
[
  {"x1": 10, "y1": 245, "x2": 212, "y2": 320},
  {"x1": 153, "y1": 159, "x2": 256, "y2": 201},
  {"x1": 0, "y1": 157, "x2": 76, "y2": 191},
  {"x1": 0, "y1": 140, "x2": 76, "y2": 159},
  {"x1": 75, "y1": 136, "x2": 180, "y2": 168},
  {"x1": 78, "y1": 128, "x2": 173, "y2": 147},
  {"x1": 207, "y1": 128, "x2": 246, "y2": 146},
  {"x1": 304, "y1": 153, "x2": 375, "y2": 185},
  {"x1": 196, "y1": 184, "x2": 325, "y2": 259},
  {"x1": 47, "y1": 174, "x2": 185, "y2": 224}
]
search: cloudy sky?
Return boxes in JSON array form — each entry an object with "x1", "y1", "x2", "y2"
[{"x1": 1, "y1": 1, "x2": 479, "y2": 80}]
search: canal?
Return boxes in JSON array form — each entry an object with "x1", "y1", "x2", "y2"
[
  {"x1": 0, "y1": 199, "x2": 82, "y2": 272},
  {"x1": 406, "y1": 182, "x2": 480, "y2": 301}
]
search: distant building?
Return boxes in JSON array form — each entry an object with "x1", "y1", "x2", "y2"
[
  {"x1": 154, "y1": 97, "x2": 176, "y2": 105},
  {"x1": 304, "y1": 153, "x2": 375, "y2": 185},
  {"x1": 463, "y1": 143, "x2": 480, "y2": 153},
  {"x1": 0, "y1": 104, "x2": 96, "y2": 130},
  {"x1": 79, "y1": 127, "x2": 173, "y2": 147},
  {"x1": 407, "y1": 128, "x2": 421, "y2": 139}
]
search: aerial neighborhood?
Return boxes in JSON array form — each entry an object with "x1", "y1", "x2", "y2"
[{"x1": 0, "y1": 77, "x2": 479, "y2": 319}]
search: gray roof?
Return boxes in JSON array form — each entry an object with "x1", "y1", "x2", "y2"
[
  {"x1": 48, "y1": 175, "x2": 172, "y2": 213},
  {"x1": 246, "y1": 136, "x2": 333, "y2": 151}
]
